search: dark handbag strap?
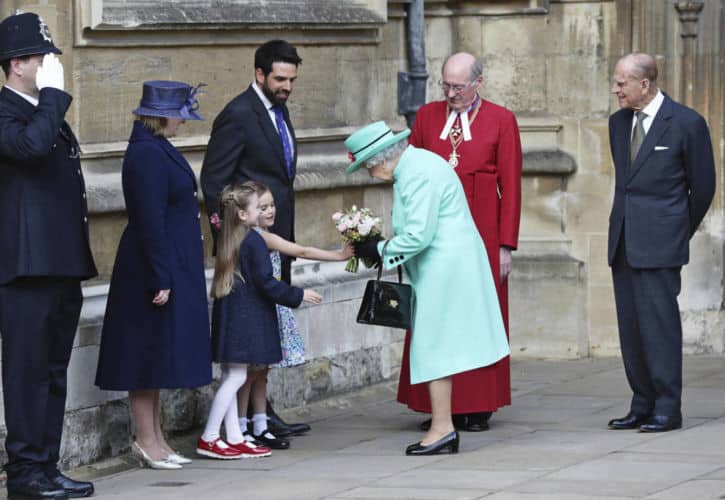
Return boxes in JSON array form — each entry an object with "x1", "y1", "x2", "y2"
[{"x1": 378, "y1": 240, "x2": 403, "y2": 283}]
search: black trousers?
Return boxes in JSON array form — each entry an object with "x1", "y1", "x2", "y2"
[
  {"x1": 611, "y1": 241, "x2": 683, "y2": 417},
  {"x1": 0, "y1": 277, "x2": 82, "y2": 482}
]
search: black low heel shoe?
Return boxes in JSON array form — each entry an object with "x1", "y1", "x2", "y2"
[{"x1": 405, "y1": 431, "x2": 459, "y2": 456}]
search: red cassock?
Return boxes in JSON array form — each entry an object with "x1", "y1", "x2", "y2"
[{"x1": 397, "y1": 98, "x2": 522, "y2": 414}]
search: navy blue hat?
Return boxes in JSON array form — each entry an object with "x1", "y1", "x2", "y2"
[
  {"x1": 132, "y1": 81, "x2": 205, "y2": 121},
  {"x1": 0, "y1": 12, "x2": 61, "y2": 62}
]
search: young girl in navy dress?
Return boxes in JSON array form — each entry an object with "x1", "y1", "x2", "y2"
[
  {"x1": 197, "y1": 183, "x2": 323, "y2": 459},
  {"x1": 236, "y1": 182, "x2": 353, "y2": 449}
]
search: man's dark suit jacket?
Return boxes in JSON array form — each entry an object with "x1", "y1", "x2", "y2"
[
  {"x1": 0, "y1": 86, "x2": 97, "y2": 285},
  {"x1": 607, "y1": 93, "x2": 716, "y2": 268},
  {"x1": 201, "y1": 85, "x2": 297, "y2": 247}
]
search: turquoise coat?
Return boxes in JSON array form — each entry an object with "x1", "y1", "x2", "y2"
[{"x1": 377, "y1": 146, "x2": 510, "y2": 384}]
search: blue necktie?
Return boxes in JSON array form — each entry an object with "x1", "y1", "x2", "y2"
[{"x1": 273, "y1": 105, "x2": 293, "y2": 178}]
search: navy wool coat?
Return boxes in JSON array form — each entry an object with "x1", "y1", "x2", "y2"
[
  {"x1": 95, "y1": 121, "x2": 212, "y2": 391},
  {"x1": 211, "y1": 229, "x2": 303, "y2": 364}
]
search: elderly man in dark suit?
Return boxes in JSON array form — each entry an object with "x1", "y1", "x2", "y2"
[
  {"x1": 0, "y1": 11, "x2": 97, "y2": 499},
  {"x1": 201, "y1": 39, "x2": 309, "y2": 439},
  {"x1": 607, "y1": 52, "x2": 715, "y2": 433}
]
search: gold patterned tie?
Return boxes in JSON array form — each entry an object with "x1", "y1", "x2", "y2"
[{"x1": 630, "y1": 111, "x2": 647, "y2": 166}]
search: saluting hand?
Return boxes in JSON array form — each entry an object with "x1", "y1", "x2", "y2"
[{"x1": 35, "y1": 53, "x2": 64, "y2": 91}]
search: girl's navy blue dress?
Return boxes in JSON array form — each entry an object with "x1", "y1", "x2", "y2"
[
  {"x1": 95, "y1": 121, "x2": 212, "y2": 390},
  {"x1": 211, "y1": 229, "x2": 303, "y2": 364}
]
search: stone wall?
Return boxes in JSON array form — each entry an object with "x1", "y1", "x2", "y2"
[{"x1": 0, "y1": 0, "x2": 722, "y2": 468}]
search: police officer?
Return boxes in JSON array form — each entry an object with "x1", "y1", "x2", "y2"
[{"x1": 0, "y1": 11, "x2": 96, "y2": 499}]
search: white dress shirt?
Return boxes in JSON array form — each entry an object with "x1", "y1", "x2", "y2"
[
  {"x1": 631, "y1": 89, "x2": 664, "y2": 135},
  {"x1": 4, "y1": 85, "x2": 39, "y2": 106},
  {"x1": 252, "y1": 81, "x2": 294, "y2": 158}
]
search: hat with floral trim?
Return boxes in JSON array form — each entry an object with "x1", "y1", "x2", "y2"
[{"x1": 344, "y1": 121, "x2": 410, "y2": 174}]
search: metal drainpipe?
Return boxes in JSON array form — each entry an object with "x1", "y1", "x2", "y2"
[{"x1": 397, "y1": 0, "x2": 428, "y2": 129}]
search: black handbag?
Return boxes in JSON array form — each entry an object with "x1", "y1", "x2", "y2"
[{"x1": 356, "y1": 240, "x2": 413, "y2": 330}]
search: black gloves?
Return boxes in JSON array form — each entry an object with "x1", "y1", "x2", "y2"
[{"x1": 353, "y1": 240, "x2": 381, "y2": 261}]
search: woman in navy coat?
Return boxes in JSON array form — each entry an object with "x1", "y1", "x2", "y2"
[{"x1": 95, "y1": 81, "x2": 212, "y2": 469}]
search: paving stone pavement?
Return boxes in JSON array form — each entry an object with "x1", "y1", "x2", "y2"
[{"x1": 7, "y1": 356, "x2": 725, "y2": 499}]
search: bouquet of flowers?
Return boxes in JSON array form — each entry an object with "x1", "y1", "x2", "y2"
[{"x1": 332, "y1": 205, "x2": 383, "y2": 272}]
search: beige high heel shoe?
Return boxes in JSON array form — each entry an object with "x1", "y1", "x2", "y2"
[{"x1": 132, "y1": 442, "x2": 182, "y2": 470}]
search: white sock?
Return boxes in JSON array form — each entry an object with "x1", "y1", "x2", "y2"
[
  {"x1": 252, "y1": 413, "x2": 269, "y2": 436},
  {"x1": 201, "y1": 364, "x2": 248, "y2": 443},
  {"x1": 239, "y1": 417, "x2": 249, "y2": 433}
]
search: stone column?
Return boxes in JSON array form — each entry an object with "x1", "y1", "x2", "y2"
[{"x1": 674, "y1": 1, "x2": 704, "y2": 108}]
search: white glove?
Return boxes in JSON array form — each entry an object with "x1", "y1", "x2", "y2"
[{"x1": 35, "y1": 53, "x2": 64, "y2": 91}]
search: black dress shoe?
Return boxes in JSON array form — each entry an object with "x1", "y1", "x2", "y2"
[
  {"x1": 463, "y1": 412, "x2": 491, "y2": 432},
  {"x1": 639, "y1": 415, "x2": 682, "y2": 433},
  {"x1": 7, "y1": 476, "x2": 69, "y2": 499},
  {"x1": 47, "y1": 473, "x2": 93, "y2": 498},
  {"x1": 607, "y1": 412, "x2": 650, "y2": 430},
  {"x1": 419, "y1": 414, "x2": 466, "y2": 432},
  {"x1": 268, "y1": 412, "x2": 310, "y2": 437},
  {"x1": 405, "y1": 431, "x2": 459, "y2": 456},
  {"x1": 253, "y1": 431, "x2": 290, "y2": 450}
]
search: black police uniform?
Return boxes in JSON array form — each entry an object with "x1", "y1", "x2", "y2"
[{"x1": 0, "y1": 12, "x2": 96, "y2": 496}]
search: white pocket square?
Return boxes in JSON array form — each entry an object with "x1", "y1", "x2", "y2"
[{"x1": 654, "y1": 146, "x2": 670, "y2": 151}]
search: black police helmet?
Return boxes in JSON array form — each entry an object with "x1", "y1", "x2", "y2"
[{"x1": 0, "y1": 12, "x2": 61, "y2": 63}]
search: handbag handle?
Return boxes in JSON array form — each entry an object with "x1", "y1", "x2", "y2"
[{"x1": 377, "y1": 240, "x2": 403, "y2": 283}]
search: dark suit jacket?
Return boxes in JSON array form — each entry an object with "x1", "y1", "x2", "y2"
[
  {"x1": 210, "y1": 229, "x2": 303, "y2": 364},
  {"x1": 201, "y1": 85, "x2": 297, "y2": 247},
  {"x1": 607, "y1": 93, "x2": 716, "y2": 268},
  {"x1": 0, "y1": 87, "x2": 96, "y2": 285}
]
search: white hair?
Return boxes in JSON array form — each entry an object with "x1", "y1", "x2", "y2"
[{"x1": 363, "y1": 139, "x2": 409, "y2": 169}]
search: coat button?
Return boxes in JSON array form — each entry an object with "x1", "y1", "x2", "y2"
[
  {"x1": 83, "y1": 217, "x2": 88, "y2": 223},
  {"x1": 197, "y1": 213, "x2": 201, "y2": 219},
  {"x1": 77, "y1": 169, "x2": 81, "y2": 175},
  {"x1": 389, "y1": 259, "x2": 394, "y2": 264},
  {"x1": 394, "y1": 257, "x2": 400, "y2": 262},
  {"x1": 52, "y1": 143, "x2": 56, "y2": 149},
  {"x1": 201, "y1": 235, "x2": 204, "y2": 241},
  {"x1": 193, "y1": 191, "x2": 197, "y2": 197}
]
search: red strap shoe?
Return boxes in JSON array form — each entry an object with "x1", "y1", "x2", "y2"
[
  {"x1": 196, "y1": 437, "x2": 244, "y2": 460},
  {"x1": 227, "y1": 440, "x2": 272, "y2": 458}
]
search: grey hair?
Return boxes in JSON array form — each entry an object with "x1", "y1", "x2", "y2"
[
  {"x1": 441, "y1": 54, "x2": 484, "y2": 82},
  {"x1": 363, "y1": 139, "x2": 409, "y2": 169}
]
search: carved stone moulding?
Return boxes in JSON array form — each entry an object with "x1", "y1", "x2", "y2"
[{"x1": 75, "y1": 0, "x2": 386, "y2": 46}]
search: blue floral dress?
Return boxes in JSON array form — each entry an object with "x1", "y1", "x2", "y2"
[{"x1": 255, "y1": 228, "x2": 306, "y2": 366}]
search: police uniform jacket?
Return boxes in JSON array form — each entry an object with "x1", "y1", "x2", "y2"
[{"x1": 0, "y1": 86, "x2": 96, "y2": 285}]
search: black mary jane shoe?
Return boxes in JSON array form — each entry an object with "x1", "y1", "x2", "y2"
[
  {"x1": 419, "y1": 415, "x2": 466, "y2": 432},
  {"x1": 47, "y1": 473, "x2": 94, "y2": 499},
  {"x1": 405, "y1": 431, "x2": 460, "y2": 456},
  {"x1": 253, "y1": 431, "x2": 291, "y2": 450}
]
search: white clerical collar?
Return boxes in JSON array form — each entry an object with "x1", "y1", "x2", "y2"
[
  {"x1": 439, "y1": 95, "x2": 480, "y2": 142},
  {"x1": 252, "y1": 81, "x2": 274, "y2": 111},
  {"x1": 4, "y1": 85, "x2": 39, "y2": 106}
]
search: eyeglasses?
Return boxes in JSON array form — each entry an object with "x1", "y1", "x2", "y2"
[{"x1": 438, "y1": 80, "x2": 475, "y2": 94}]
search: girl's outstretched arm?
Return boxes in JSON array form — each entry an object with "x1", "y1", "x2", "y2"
[{"x1": 260, "y1": 231, "x2": 353, "y2": 261}]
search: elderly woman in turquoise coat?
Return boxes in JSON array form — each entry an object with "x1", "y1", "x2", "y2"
[{"x1": 345, "y1": 121, "x2": 509, "y2": 456}]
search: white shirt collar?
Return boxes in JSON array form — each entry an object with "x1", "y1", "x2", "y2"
[
  {"x1": 252, "y1": 81, "x2": 274, "y2": 111},
  {"x1": 439, "y1": 95, "x2": 480, "y2": 142},
  {"x1": 640, "y1": 89, "x2": 664, "y2": 119},
  {"x1": 4, "y1": 85, "x2": 39, "y2": 106}
]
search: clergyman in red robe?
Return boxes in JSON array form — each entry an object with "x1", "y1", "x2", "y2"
[{"x1": 397, "y1": 52, "x2": 522, "y2": 431}]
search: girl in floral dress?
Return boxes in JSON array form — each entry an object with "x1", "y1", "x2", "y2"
[{"x1": 237, "y1": 182, "x2": 353, "y2": 449}]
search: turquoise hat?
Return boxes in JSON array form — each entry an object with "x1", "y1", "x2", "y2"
[{"x1": 344, "y1": 121, "x2": 411, "y2": 174}]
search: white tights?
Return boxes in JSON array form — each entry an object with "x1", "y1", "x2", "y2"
[{"x1": 201, "y1": 363, "x2": 248, "y2": 444}]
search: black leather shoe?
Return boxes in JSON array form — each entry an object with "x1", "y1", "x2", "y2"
[
  {"x1": 405, "y1": 431, "x2": 459, "y2": 456},
  {"x1": 464, "y1": 412, "x2": 491, "y2": 432},
  {"x1": 607, "y1": 412, "x2": 650, "y2": 430},
  {"x1": 419, "y1": 414, "x2": 466, "y2": 432},
  {"x1": 47, "y1": 473, "x2": 93, "y2": 498},
  {"x1": 253, "y1": 431, "x2": 290, "y2": 450},
  {"x1": 268, "y1": 412, "x2": 310, "y2": 437},
  {"x1": 639, "y1": 415, "x2": 682, "y2": 433},
  {"x1": 7, "y1": 476, "x2": 69, "y2": 499}
]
